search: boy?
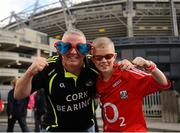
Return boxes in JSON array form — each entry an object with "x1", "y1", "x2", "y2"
[{"x1": 91, "y1": 37, "x2": 171, "y2": 132}]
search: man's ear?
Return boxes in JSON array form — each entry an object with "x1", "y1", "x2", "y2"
[
  {"x1": 90, "y1": 47, "x2": 94, "y2": 55},
  {"x1": 90, "y1": 56, "x2": 96, "y2": 64}
]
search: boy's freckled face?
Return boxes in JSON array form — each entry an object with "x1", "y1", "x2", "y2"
[{"x1": 93, "y1": 45, "x2": 116, "y2": 73}]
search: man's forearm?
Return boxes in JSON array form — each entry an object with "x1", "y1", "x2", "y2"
[{"x1": 14, "y1": 70, "x2": 33, "y2": 100}]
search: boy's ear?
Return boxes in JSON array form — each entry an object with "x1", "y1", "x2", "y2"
[{"x1": 114, "y1": 53, "x2": 117, "y2": 59}]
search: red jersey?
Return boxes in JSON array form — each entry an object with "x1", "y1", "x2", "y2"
[{"x1": 96, "y1": 68, "x2": 171, "y2": 132}]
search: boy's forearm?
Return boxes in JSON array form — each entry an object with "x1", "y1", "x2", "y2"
[
  {"x1": 132, "y1": 57, "x2": 169, "y2": 86},
  {"x1": 151, "y1": 67, "x2": 168, "y2": 86}
]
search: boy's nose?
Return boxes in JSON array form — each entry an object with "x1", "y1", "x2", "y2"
[{"x1": 101, "y1": 57, "x2": 107, "y2": 61}]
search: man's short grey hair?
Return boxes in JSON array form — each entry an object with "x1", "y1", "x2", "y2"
[{"x1": 62, "y1": 28, "x2": 86, "y2": 41}]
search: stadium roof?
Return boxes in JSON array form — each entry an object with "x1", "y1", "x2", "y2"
[
  {"x1": 1, "y1": 0, "x2": 180, "y2": 39},
  {"x1": 1, "y1": 0, "x2": 180, "y2": 27}
]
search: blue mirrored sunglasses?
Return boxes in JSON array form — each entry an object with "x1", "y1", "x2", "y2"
[{"x1": 54, "y1": 41, "x2": 91, "y2": 56}]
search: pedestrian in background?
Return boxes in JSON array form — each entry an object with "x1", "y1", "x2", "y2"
[
  {"x1": 34, "y1": 89, "x2": 46, "y2": 132},
  {"x1": 6, "y1": 78, "x2": 29, "y2": 132},
  {"x1": 0, "y1": 92, "x2": 4, "y2": 113}
]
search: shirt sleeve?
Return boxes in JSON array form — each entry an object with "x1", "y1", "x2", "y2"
[
  {"x1": 31, "y1": 70, "x2": 46, "y2": 93},
  {"x1": 142, "y1": 76, "x2": 171, "y2": 96},
  {"x1": 127, "y1": 68, "x2": 171, "y2": 96}
]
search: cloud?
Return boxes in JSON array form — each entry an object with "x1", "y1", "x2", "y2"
[
  {"x1": 0, "y1": 0, "x2": 31, "y2": 20},
  {"x1": 0, "y1": 0, "x2": 90, "y2": 27},
  {"x1": 0, "y1": 0, "x2": 44, "y2": 27},
  {"x1": 0, "y1": 0, "x2": 58, "y2": 20}
]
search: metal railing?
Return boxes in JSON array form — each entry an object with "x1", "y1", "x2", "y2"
[
  {"x1": 143, "y1": 92, "x2": 161, "y2": 117},
  {"x1": 113, "y1": 36, "x2": 180, "y2": 46}
]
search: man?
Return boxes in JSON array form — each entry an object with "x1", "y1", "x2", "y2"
[
  {"x1": 7, "y1": 78, "x2": 29, "y2": 132},
  {"x1": 14, "y1": 28, "x2": 132, "y2": 132},
  {"x1": 91, "y1": 37, "x2": 171, "y2": 132}
]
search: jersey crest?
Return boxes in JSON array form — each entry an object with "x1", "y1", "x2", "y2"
[
  {"x1": 85, "y1": 79, "x2": 94, "y2": 87},
  {"x1": 120, "y1": 90, "x2": 128, "y2": 99}
]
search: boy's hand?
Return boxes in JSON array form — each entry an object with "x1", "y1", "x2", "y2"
[
  {"x1": 132, "y1": 57, "x2": 157, "y2": 73},
  {"x1": 132, "y1": 57, "x2": 151, "y2": 68}
]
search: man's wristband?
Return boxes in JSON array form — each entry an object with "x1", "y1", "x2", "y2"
[{"x1": 145, "y1": 61, "x2": 157, "y2": 73}]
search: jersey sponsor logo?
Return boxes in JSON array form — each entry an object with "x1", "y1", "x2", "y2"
[
  {"x1": 103, "y1": 102, "x2": 126, "y2": 127},
  {"x1": 112, "y1": 79, "x2": 121, "y2": 88},
  {"x1": 85, "y1": 79, "x2": 94, "y2": 87},
  {"x1": 66, "y1": 91, "x2": 88, "y2": 102},
  {"x1": 59, "y1": 83, "x2": 65, "y2": 88},
  {"x1": 56, "y1": 98, "x2": 91, "y2": 112},
  {"x1": 56, "y1": 91, "x2": 91, "y2": 112},
  {"x1": 104, "y1": 103, "x2": 119, "y2": 123},
  {"x1": 120, "y1": 90, "x2": 128, "y2": 99}
]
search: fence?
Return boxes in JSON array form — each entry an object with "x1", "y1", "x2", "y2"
[
  {"x1": 143, "y1": 90, "x2": 180, "y2": 122},
  {"x1": 161, "y1": 90, "x2": 179, "y2": 122},
  {"x1": 143, "y1": 91, "x2": 161, "y2": 117}
]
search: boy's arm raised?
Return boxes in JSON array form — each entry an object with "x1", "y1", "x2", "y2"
[{"x1": 132, "y1": 57, "x2": 169, "y2": 86}]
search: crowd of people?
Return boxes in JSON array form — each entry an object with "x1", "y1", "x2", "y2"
[{"x1": 0, "y1": 28, "x2": 171, "y2": 132}]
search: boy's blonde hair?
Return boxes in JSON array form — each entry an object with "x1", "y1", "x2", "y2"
[{"x1": 92, "y1": 37, "x2": 115, "y2": 52}]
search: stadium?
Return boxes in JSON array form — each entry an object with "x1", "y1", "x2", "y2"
[{"x1": 0, "y1": 0, "x2": 180, "y2": 131}]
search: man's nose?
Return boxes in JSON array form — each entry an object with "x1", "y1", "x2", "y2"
[{"x1": 69, "y1": 47, "x2": 78, "y2": 54}]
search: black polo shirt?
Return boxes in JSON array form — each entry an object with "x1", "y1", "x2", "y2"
[{"x1": 32, "y1": 55, "x2": 98, "y2": 131}]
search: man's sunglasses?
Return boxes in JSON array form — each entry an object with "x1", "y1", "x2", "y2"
[
  {"x1": 93, "y1": 54, "x2": 115, "y2": 61},
  {"x1": 54, "y1": 41, "x2": 91, "y2": 56}
]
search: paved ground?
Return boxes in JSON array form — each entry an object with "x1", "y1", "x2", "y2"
[
  {"x1": 0, "y1": 117, "x2": 35, "y2": 132},
  {"x1": 0, "y1": 116, "x2": 180, "y2": 132},
  {"x1": 0, "y1": 107, "x2": 180, "y2": 132},
  {"x1": 146, "y1": 118, "x2": 180, "y2": 132},
  {"x1": 95, "y1": 106, "x2": 180, "y2": 132},
  {"x1": 0, "y1": 122, "x2": 35, "y2": 132}
]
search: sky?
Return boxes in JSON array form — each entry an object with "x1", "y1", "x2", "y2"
[
  {"x1": 0, "y1": 0, "x2": 57, "y2": 27},
  {"x1": 0, "y1": 0, "x2": 36, "y2": 20},
  {"x1": 0, "y1": 0, "x2": 92, "y2": 27}
]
